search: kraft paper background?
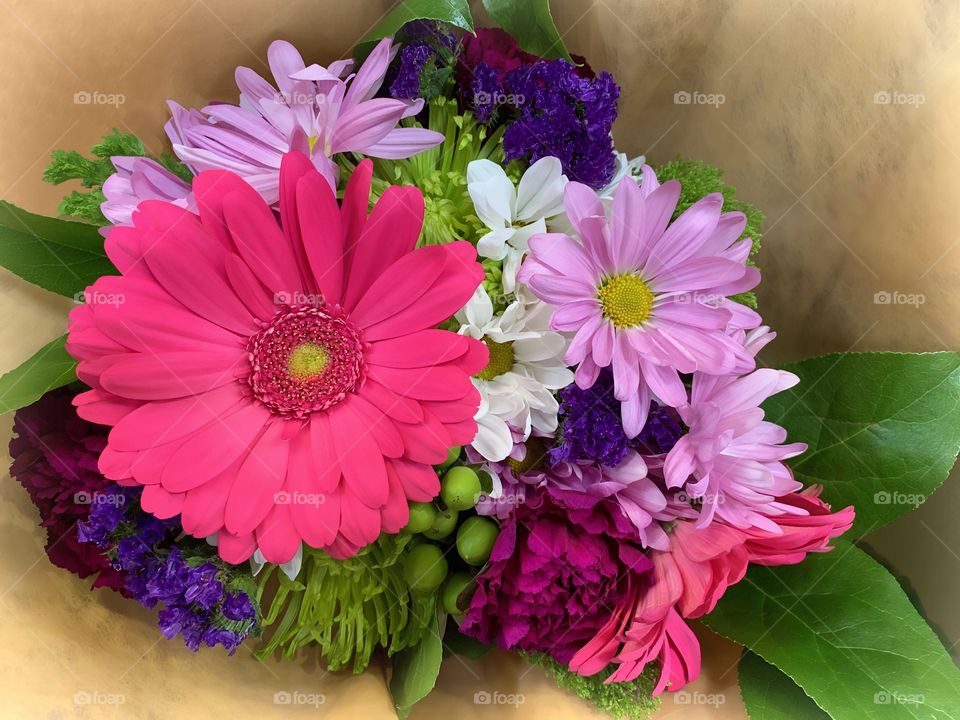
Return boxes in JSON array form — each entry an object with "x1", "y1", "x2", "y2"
[{"x1": 1, "y1": 1, "x2": 958, "y2": 718}]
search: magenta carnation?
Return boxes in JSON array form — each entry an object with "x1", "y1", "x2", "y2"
[
  {"x1": 8, "y1": 388, "x2": 126, "y2": 592},
  {"x1": 460, "y1": 484, "x2": 653, "y2": 664}
]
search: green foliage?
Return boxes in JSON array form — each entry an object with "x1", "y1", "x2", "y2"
[
  {"x1": 655, "y1": 157, "x2": 764, "y2": 308},
  {"x1": 704, "y1": 541, "x2": 960, "y2": 720},
  {"x1": 361, "y1": 0, "x2": 474, "y2": 45},
  {"x1": 43, "y1": 129, "x2": 189, "y2": 225},
  {"x1": 255, "y1": 534, "x2": 435, "y2": 673},
  {"x1": 738, "y1": 651, "x2": 828, "y2": 720},
  {"x1": 527, "y1": 653, "x2": 661, "y2": 720},
  {"x1": 391, "y1": 609, "x2": 446, "y2": 718},
  {"x1": 482, "y1": 0, "x2": 573, "y2": 61},
  {"x1": 762, "y1": 351, "x2": 960, "y2": 537},
  {"x1": 0, "y1": 200, "x2": 116, "y2": 296},
  {"x1": 0, "y1": 335, "x2": 77, "y2": 413}
]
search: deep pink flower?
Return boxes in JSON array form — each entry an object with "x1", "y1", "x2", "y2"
[
  {"x1": 459, "y1": 28, "x2": 538, "y2": 76},
  {"x1": 664, "y1": 368, "x2": 808, "y2": 531},
  {"x1": 100, "y1": 157, "x2": 194, "y2": 230},
  {"x1": 461, "y1": 484, "x2": 653, "y2": 664},
  {"x1": 570, "y1": 488, "x2": 852, "y2": 692},
  {"x1": 166, "y1": 38, "x2": 443, "y2": 204},
  {"x1": 67, "y1": 152, "x2": 486, "y2": 565},
  {"x1": 517, "y1": 169, "x2": 761, "y2": 437}
]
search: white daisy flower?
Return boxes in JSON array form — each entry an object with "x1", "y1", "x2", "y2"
[
  {"x1": 457, "y1": 286, "x2": 574, "y2": 461},
  {"x1": 467, "y1": 156, "x2": 568, "y2": 293}
]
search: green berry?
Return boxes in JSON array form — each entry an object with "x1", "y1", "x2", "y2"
[
  {"x1": 436, "y1": 446, "x2": 462, "y2": 472},
  {"x1": 424, "y1": 507, "x2": 459, "y2": 540},
  {"x1": 456, "y1": 516, "x2": 499, "y2": 566},
  {"x1": 442, "y1": 571, "x2": 475, "y2": 615},
  {"x1": 403, "y1": 543, "x2": 448, "y2": 594},
  {"x1": 440, "y1": 466, "x2": 481, "y2": 510},
  {"x1": 404, "y1": 502, "x2": 437, "y2": 534}
]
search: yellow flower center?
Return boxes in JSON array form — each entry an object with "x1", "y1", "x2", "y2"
[
  {"x1": 476, "y1": 337, "x2": 515, "y2": 381},
  {"x1": 287, "y1": 342, "x2": 329, "y2": 380},
  {"x1": 507, "y1": 436, "x2": 549, "y2": 475},
  {"x1": 597, "y1": 274, "x2": 655, "y2": 328}
]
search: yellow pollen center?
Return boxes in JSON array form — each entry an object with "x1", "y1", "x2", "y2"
[
  {"x1": 287, "y1": 342, "x2": 329, "y2": 380},
  {"x1": 307, "y1": 136, "x2": 319, "y2": 153},
  {"x1": 476, "y1": 337, "x2": 515, "y2": 381},
  {"x1": 597, "y1": 274, "x2": 655, "y2": 328},
  {"x1": 507, "y1": 437, "x2": 549, "y2": 475}
]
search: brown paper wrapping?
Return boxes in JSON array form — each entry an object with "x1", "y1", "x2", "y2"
[{"x1": 1, "y1": 1, "x2": 957, "y2": 717}]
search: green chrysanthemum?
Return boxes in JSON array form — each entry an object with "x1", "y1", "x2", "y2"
[
  {"x1": 255, "y1": 535, "x2": 435, "y2": 673},
  {"x1": 341, "y1": 97, "x2": 505, "y2": 247}
]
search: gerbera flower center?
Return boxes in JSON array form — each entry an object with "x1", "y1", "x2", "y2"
[
  {"x1": 476, "y1": 337, "x2": 515, "y2": 381},
  {"x1": 247, "y1": 305, "x2": 364, "y2": 418},
  {"x1": 598, "y1": 274, "x2": 655, "y2": 328}
]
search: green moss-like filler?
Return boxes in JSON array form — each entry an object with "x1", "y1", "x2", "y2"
[
  {"x1": 654, "y1": 157, "x2": 764, "y2": 309},
  {"x1": 255, "y1": 534, "x2": 436, "y2": 673},
  {"x1": 43, "y1": 129, "x2": 190, "y2": 225},
  {"x1": 341, "y1": 97, "x2": 505, "y2": 247},
  {"x1": 527, "y1": 653, "x2": 661, "y2": 720}
]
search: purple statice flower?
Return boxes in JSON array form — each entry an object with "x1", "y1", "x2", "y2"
[
  {"x1": 221, "y1": 591, "x2": 257, "y2": 622},
  {"x1": 460, "y1": 482, "x2": 653, "y2": 664},
  {"x1": 551, "y1": 368, "x2": 630, "y2": 467},
  {"x1": 467, "y1": 62, "x2": 502, "y2": 124},
  {"x1": 637, "y1": 403, "x2": 684, "y2": 455},
  {"x1": 501, "y1": 60, "x2": 620, "y2": 188},
  {"x1": 389, "y1": 43, "x2": 434, "y2": 99}
]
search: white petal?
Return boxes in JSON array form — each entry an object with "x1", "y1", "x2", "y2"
[
  {"x1": 477, "y1": 227, "x2": 515, "y2": 260},
  {"x1": 470, "y1": 415, "x2": 514, "y2": 461},
  {"x1": 280, "y1": 544, "x2": 303, "y2": 580},
  {"x1": 516, "y1": 156, "x2": 568, "y2": 221},
  {"x1": 467, "y1": 159, "x2": 515, "y2": 229}
]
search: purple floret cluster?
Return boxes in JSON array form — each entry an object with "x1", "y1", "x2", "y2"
[{"x1": 78, "y1": 484, "x2": 259, "y2": 654}]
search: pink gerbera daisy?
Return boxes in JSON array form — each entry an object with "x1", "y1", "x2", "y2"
[
  {"x1": 67, "y1": 152, "x2": 486, "y2": 565},
  {"x1": 517, "y1": 168, "x2": 761, "y2": 436}
]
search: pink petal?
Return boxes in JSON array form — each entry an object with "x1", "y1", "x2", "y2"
[
  {"x1": 224, "y1": 422, "x2": 290, "y2": 535},
  {"x1": 99, "y1": 351, "x2": 244, "y2": 400},
  {"x1": 294, "y1": 166, "x2": 345, "y2": 303},
  {"x1": 328, "y1": 399, "x2": 389, "y2": 508}
]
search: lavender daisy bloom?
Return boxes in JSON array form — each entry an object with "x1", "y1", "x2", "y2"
[
  {"x1": 100, "y1": 156, "x2": 193, "y2": 229},
  {"x1": 166, "y1": 38, "x2": 443, "y2": 203}
]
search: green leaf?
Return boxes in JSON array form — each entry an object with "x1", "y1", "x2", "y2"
[
  {"x1": 764, "y1": 351, "x2": 960, "y2": 537},
  {"x1": 442, "y1": 622, "x2": 491, "y2": 659},
  {"x1": 0, "y1": 335, "x2": 76, "y2": 413},
  {"x1": 0, "y1": 200, "x2": 116, "y2": 297},
  {"x1": 739, "y1": 651, "x2": 828, "y2": 720},
  {"x1": 390, "y1": 610, "x2": 446, "y2": 718},
  {"x1": 361, "y1": 0, "x2": 473, "y2": 44},
  {"x1": 482, "y1": 0, "x2": 573, "y2": 61},
  {"x1": 704, "y1": 541, "x2": 960, "y2": 720}
]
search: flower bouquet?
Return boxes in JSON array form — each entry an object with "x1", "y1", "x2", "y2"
[{"x1": 2, "y1": 2, "x2": 959, "y2": 718}]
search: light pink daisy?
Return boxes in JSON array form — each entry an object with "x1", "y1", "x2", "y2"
[
  {"x1": 67, "y1": 152, "x2": 486, "y2": 565},
  {"x1": 165, "y1": 38, "x2": 443, "y2": 204},
  {"x1": 517, "y1": 168, "x2": 761, "y2": 437},
  {"x1": 663, "y1": 369, "x2": 808, "y2": 531},
  {"x1": 100, "y1": 157, "x2": 194, "y2": 230}
]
